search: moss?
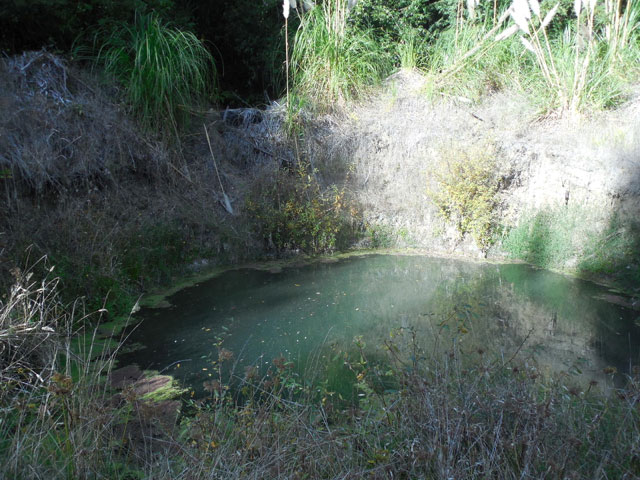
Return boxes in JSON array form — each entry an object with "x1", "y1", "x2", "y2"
[{"x1": 139, "y1": 372, "x2": 187, "y2": 402}]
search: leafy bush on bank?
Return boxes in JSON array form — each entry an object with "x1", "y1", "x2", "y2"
[
  {"x1": 428, "y1": 142, "x2": 501, "y2": 253},
  {"x1": 247, "y1": 161, "x2": 359, "y2": 255}
]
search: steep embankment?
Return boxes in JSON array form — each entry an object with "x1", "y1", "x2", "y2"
[
  {"x1": 1, "y1": 54, "x2": 638, "y2": 312},
  {"x1": 0, "y1": 52, "x2": 273, "y2": 312},
  {"x1": 284, "y1": 70, "x2": 640, "y2": 292}
]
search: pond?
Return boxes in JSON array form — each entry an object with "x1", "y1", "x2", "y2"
[{"x1": 118, "y1": 254, "x2": 640, "y2": 397}]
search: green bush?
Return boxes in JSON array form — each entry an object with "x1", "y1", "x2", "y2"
[
  {"x1": 427, "y1": 143, "x2": 500, "y2": 253},
  {"x1": 95, "y1": 12, "x2": 216, "y2": 133},
  {"x1": 247, "y1": 162, "x2": 356, "y2": 254}
]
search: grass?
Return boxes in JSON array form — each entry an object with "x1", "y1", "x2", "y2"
[
  {"x1": 290, "y1": 0, "x2": 393, "y2": 110},
  {"x1": 501, "y1": 205, "x2": 589, "y2": 269},
  {"x1": 95, "y1": 12, "x2": 215, "y2": 134},
  {"x1": 501, "y1": 205, "x2": 640, "y2": 292},
  {"x1": 426, "y1": 0, "x2": 640, "y2": 115}
]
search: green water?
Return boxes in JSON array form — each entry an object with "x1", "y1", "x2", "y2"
[{"x1": 118, "y1": 254, "x2": 640, "y2": 396}]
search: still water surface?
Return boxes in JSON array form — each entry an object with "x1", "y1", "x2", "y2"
[{"x1": 118, "y1": 255, "x2": 640, "y2": 395}]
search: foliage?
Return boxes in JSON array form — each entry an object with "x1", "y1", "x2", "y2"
[
  {"x1": 396, "y1": 27, "x2": 428, "y2": 69},
  {"x1": 0, "y1": 268, "x2": 128, "y2": 478},
  {"x1": 428, "y1": 143, "x2": 500, "y2": 253},
  {"x1": 247, "y1": 162, "x2": 356, "y2": 254},
  {"x1": 366, "y1": 223, "x2": 395, "y2": 248},
  {"x1": 349, "y1": 0, "x2": 443, "y2": 53},
  {"x1": 47, "y1": 221, "x2": 203, "y2": 317},
  {"x1": 5, "y1": 292, "x2": 640, "y2": 478},
  {"x1": 184, "y1": 0, "x2": 287, "y2": 101},
  {"x1": 291, "y1": 0, "x2": 393, "y2": 109},
  {"x1": 503, "y1": 206, "x2": 640, "y2": 289},
  {"x1": 579, "y1": 216, "x2": 640, "y2": 287},
  {"x1": 428, "y1": 22, "x2": 529, "y2": 100},
  {"x1": 95, "y1": 12, "x2": 215, "y2": 133}
]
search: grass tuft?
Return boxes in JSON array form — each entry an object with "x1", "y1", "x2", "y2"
[
  {"x1": 290, "y1": 0, "x2": 393, "y2": 110},
  {"x1": 95, "y1": 12, "x2": 216, "y2": 134}
]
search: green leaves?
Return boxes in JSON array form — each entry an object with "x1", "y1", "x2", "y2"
[{"x1": 427, "y1": 143, "x2": 500, "y2": 253}]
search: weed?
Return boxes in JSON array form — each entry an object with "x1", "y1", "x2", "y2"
[{"x1": 367, "y1": 223, "x2": 394, "y2": 248}]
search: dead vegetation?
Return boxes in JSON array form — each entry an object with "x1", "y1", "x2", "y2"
[
  {"x1": 0, "y1": 262, "x2": 65, "y2": 393},
  {"x1": 0, "y1": 52, "x2": 172, "y2": 201}
]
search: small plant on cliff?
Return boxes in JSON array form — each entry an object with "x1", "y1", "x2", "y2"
[
  {"x1": 427, "y1": 142, "x2": 500, "y2": 253},
  {"x1": 95, "y1": 12, "x2": 216, "y2": 133},
  {"x1": 247, "y1": 162, "x2": 355, "y2": 254}
]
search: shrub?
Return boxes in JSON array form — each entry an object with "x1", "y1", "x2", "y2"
[
  {"x1": 427, "y1": 142, "x2": 500, "y2": 253},
  {"x1": 247, "y1": 162, "x2": 356, "y2": 254}
]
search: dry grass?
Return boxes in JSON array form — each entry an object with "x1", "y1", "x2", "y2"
[{"x1": 0, "y1": 52, "x2": 173, "y2": 203}]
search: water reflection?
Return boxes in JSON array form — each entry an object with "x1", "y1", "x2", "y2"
[{"x1": 118, "y1": 255, "x2": 640, "y2": 394}]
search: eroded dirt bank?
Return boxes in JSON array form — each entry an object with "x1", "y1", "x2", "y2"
[{"x1": 1, "y1": 54, "x2": 638, "y2": 313}]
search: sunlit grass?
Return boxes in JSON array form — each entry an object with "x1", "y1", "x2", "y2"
[
  {"x1": 426, "y1": 0, "x2": 640, "y2": 115},
  {"x1": 290, "y1": 0, "x2": 392, "y2": 110}
]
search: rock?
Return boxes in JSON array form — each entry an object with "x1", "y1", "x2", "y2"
[{"x1": 110, "y1": 364, "x2": 143, "y2": 389}]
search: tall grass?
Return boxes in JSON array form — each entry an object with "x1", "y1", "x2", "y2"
[
  {"x1": 429, "y1": 0, "x2": 640, "y2": 114},
  {"x1": 0, "y1": 264, "x2": 126, "y2": 478},
  {"x1": 290, "y1": 0, "x2": 392, "y2": 110},
  {"x1": 95, "y1": 12, "x2": 215, "y2": 133},
  {"x1": 397, "y1": 28, "x2": 427, "y2": 70}
]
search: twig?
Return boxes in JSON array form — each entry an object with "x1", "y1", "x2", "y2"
[{"x1": 204, "y1": 125, "x2": 227, "y2": 198}]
